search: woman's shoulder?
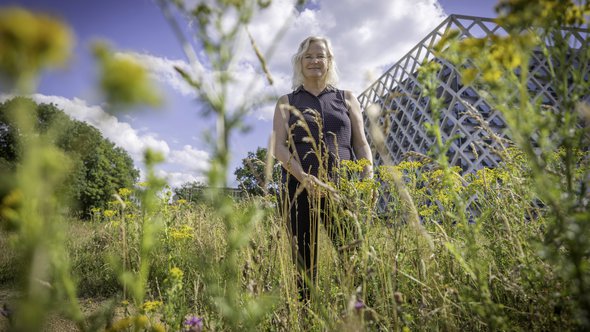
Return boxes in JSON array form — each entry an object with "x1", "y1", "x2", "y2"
[
  {"x1": 337, "y1": 89, "x2": 360, "y2": 103},
  {"x1": 339, "y1": 89, "x2": 355, "y2": 98},
  {"x1": 277, "y1": 94, "x2": 290, "y2": 105},
  {"x1": 338, "y1": 89, "x2": 362, "y2": 114}
]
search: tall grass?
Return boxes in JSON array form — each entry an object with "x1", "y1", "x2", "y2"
[
  {"x1": 2, "y1": 154, "x2": 579, "y2": 331},
  {"x1": 0, "y1": 0, "x2": 589, "y2": 331}
]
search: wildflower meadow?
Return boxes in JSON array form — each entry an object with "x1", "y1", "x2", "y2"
[{"x1": 1, "y1": 0, "x2": 589, "y2": 331}]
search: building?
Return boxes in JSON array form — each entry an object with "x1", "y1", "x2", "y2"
[{"x1": 358, "y1": 14, "x2": 589, "y2": 175}]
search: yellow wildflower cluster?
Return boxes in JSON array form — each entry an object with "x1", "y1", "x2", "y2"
[
  {"x1": 378, "y1": 165, "x2": 402, "y2": 185},
  {"x1": 338, "y1": 159, "x2": 378, "y2": 202},
  {"x1": 169, "y1": 267, "x2": 184, "y2": 280},
  {"x1": 340, "y1": 158, "x2": 372, "y2": 176},
  {"x1": 496, "y1": 0, "x2": 589, "y2": 30},
  {"x1": 419, "y1": 204, "x2": 438, "y2": 218},
  {"x1": 118, "y1": 187, "x2": 133, "y2": 198},
  {"x1": 395, "y1": 161, "x2": 424, "y2": 172},
  {"x1": 93, "y1": 41, "x2": 161, "y2": 107},
  {"x1": 142, "y1": 300, "x2": 163, "y2": 313},
  {"x1": 152, "y1": 323, "x2": 166, "y2": 332},
  {"x1": 436, "y1": 0, "x2": 587, "y2": 88},
  {"x1": 0, "y1": 189, "x2": 22, "y2": 225},
  {"x1": 103, "y1": 209, "x2": 117, "y2": 219},
  {"x1": 170, "y1": 225, "x2": 195, "y2": 240},
  {"x1": 441, "y1": 33, "x2": 536, "y2": 85},
  {"x1": 0, "y1": 7, "x2": 73, "y2": 82},
  {"x1": 379, "y1": 161, "x2": 424, "y2": 187},
  {"x1": 380, "y1": 162, "x2": 468, "y2": 220},
  {"x1": 424, "y1": 167, "x2": 464, "y2": 189},
  {"x1": 354, "y1": 178, "x2": 377, "y2": 193},
  {"x1": 503, "y1": 147, "x2": 527, "y2": 166},
  {"x1": 422, "y1": 168, "x2": 465, "y2": 208},
  {"x1": 467, "y1": 167, "x2": 510, "y2": 191},
  {"x1": 106, "y1": 315, "x2": 149, "y2": 332}
]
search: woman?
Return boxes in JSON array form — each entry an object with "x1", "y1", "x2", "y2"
[{"x1": 271, "y1": 36, "x2": 373, "y2": 301}]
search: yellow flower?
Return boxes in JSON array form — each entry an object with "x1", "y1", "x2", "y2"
[
  {"x1": 0, "y1": 189, "x2": 22, "y2": 222},
  {"x1": 340, "y1": 159, "x2": 369, "y2": 174},
  {"x1": 151, "y1": 323, "x2": 166, "y2": 332},
  {"x1": 142, "y1": 300, "x2": 163, "y2": 313},
  {"x1": 354, "y1": 179, "x2": 376, "y2": 193},
  {"x1": 134, "y1": 315, "x2": 149, "y2": 328},
  {"x1": 433, "y1": 30, "x2": 460, "y2": 52},
  {"x1": 93, "y1": 41, "x2": 161, "y2": 107},
  {"x1": 456, "y1": 36, "x2": 487, "y2": 59},
  {"x1": 395, "y1": 160, "x2": 423, "y2": 172},
  {"x1": 419, "y1": 205, "x2": 437, "y2": 218},
  {"x1": 170, "y1": 225, "x2": 194, "y2": 240},
  {"x1": 482, "y1": 67, "x2": 502, "y2": 83},
  {"x1": 118, "y1": 188, "x2": 133, "y2": 198},
  {"x1": 2, "y1": 189, "x2": 22, "y2": 207},
  {"x1": 461, "y1": 67, "x2": 478, "y2": 86},
  {"x1": 108, "y1": 317, "x2": 132, "y2": 331},
  {"x1": 0, "y1": 7, "x2": 73, "y2": 80},
  {"x1": 169, "y1": 267, "x2": 184, "y2": 280},
  {"x1": 103, "y1": 209, "x2": 117, "y2": 218}
]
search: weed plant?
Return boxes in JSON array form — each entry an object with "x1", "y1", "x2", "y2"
[{"x1": 0, "y1": 0, "x2": 589, "y2": 331}]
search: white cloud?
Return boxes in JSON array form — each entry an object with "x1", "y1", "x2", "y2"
[
  {"x1": 261, "y1": 0, "x2": 445, "y2": 88},
  {"x1": 29, "y1": 94, "x2": 171, "y2": 161},
  {"x1": 1, "y1": 1, "x2": 448, "y2": 188},
  {"x1": 169, "y1": 144, "x2": 210, "y2": 173},
  {"x1": 156, "y1": 169, "x2": 206, "y2": 188},
  {"x1": 0, "y1": 93, "x2": 210, "y2": 187},
  {"x1": 122, "y1": 0, "x2": 446, "y2": 122},
  {"x1": 240, "y1": 0, "x2": 446, "y2": 119}
]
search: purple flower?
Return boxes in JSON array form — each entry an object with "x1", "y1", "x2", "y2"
[
  {"x1": 354, "y1": 299, "x2": 365, "y2": 310},
  {"x1": 184, "y1": 316, "x2": 203, "y2": 332}
]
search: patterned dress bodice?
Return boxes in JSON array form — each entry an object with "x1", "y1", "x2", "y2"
[{"x1": 284, "y1": 85, "x2": 353, "y2": 180}]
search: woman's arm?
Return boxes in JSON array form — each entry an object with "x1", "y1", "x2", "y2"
[
  {"x1": 272, "y1": 95, "x2": 308, "y2": 183},
  {"x1": 272, "y1": 95, "x2": 336, "y2": 196},
  {"x1": 345, "y1": 90, "x2": 374, "y2": 179}
]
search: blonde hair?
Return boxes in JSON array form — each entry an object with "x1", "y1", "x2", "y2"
[{"x1": 291, "y1": 36, "x2": 339, "y2": 90}]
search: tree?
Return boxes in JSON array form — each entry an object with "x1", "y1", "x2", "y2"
[
  {"x1": 233, "y1": 147, "x2": 281, "y2": 196},
  {"x1": 172, "y1": 181, "x2": 206, "y2": 204},
  {"x1": 0, "y1": 97, "x2": 139, "y2": 217}
]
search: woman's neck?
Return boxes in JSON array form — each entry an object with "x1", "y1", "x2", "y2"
[{"x1": 302, "y1": 80, "x2": 327, "y2": 96}]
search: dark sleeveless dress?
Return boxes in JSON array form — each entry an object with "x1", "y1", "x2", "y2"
[
  {"x1": 282, "y1": 85, "x2": 354, "y2": 300},
  {"x1": 284, "y1": 85, "x2": 353, "y2": 179}
]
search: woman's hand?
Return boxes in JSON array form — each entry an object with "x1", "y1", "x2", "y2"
[{"x1": 302, "y1": 173, "x2": 336, "y2": 198}]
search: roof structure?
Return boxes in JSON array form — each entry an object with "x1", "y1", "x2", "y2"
[{"x1": 358, "y1": 14, "x2": 589, "y2": 175}]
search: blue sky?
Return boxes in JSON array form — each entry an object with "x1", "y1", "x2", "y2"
[{"x1": 1, "y1": 0, "x2": 499, "y2": 187}]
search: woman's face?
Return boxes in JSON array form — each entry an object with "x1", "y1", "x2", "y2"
[{"x1": 301, "y1": 41, "x2": 329, "y2": 80}]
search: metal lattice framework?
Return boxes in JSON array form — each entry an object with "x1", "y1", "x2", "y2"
[{"x1": 358, "y1": 14, "x2": 589, "y2": 174}]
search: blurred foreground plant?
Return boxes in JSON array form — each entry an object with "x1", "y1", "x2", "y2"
[
  {"x1": 0, "y1": 7, "x2": 72, "y2": 91},
  {"x1": 155, "y1": 0, "x2": 286, "y2": 329},
  {"x1": 432, "y1": 0, "x2": 590, "y2": 327},
  {"x1": 0, "y1": 5, "x2": 168, "y2": 331}
]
